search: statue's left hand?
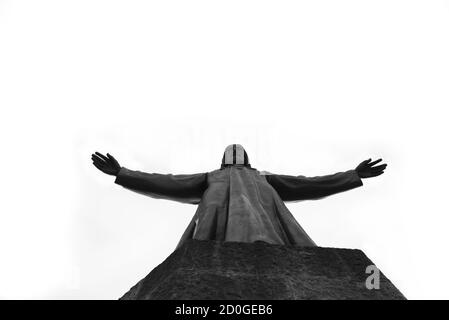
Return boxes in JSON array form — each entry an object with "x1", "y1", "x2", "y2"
[
  {"x1": 91, "y1": 152, "x2": 121, "y2": 176},
  {"x1": 355, "y1": 158, "x2": 387, "y2": 178}
]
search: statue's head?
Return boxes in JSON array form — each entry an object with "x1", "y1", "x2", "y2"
[{"x1": 221, "y1": 144, "x2": 251, "y2": 169}]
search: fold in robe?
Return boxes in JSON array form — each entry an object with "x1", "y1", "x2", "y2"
[{"x1": 115, "y1": 166, "x2": 362, "y2": 248}]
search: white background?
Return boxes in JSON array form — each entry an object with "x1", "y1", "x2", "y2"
[{"x1": 1, "y1": 1, "x2": 448, "y2": 299}]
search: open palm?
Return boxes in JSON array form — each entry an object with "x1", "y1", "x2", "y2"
[
  {"x1": 355, "y1": 158, "x2": 387, "y2": 178},
  {"x1": 91, "y1": 152, "x2": 121, "y2": 176}
]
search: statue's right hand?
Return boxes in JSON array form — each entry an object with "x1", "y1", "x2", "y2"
[
  {"x1": 91, "y1": 152, "x2": 121, "y2": 176},
  {"x1": 355, "y1": 158, "x2": 386, "y2": 179}
]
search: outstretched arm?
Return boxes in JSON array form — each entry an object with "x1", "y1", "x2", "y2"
[
  {"x1": 91, "y1": 152, "x2": 208, "y2": 204},
  {"x1": 265, "y1": 158, "x2": 386, "y2": 202}
]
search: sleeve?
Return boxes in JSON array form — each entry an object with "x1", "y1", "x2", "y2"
[
  {"x1": 265, "y1": 169, "x2": 363, "y2": 202},
  {"x1": 114, "y1": 167, "x2": 208, "y2": 204}
]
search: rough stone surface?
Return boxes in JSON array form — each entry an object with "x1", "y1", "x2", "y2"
[{"x1": 120, "y1": 240, "x2": 405, "y2": 300}]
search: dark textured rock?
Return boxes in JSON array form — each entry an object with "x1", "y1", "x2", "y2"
[{"x1": 120, "y1": 240, "x2": 405, "y2": 300}]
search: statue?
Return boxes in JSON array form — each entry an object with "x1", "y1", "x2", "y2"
[{"x1": 91, "y1": 144, "x2": 386, "y2": 248}]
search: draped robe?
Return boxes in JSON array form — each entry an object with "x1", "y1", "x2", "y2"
[{"x1": 115, "y1": 165, "x2": 362, "y2": 248}]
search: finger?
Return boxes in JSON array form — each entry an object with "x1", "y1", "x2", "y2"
[
  {"x1": 93, "y1": 162, "x2": 105, "y2": 171},
  {"x1": 92, "y1": 153, "x2": 110, "y2": 164},
  {"x1": 107, "y1": 153, "x2": 120, "y2": 167},
  {"x1": 371, "y1": 164, "x2": 387, "y2": 171},
  {"x1": 92, "y1": 160, "x2": 104, "y2": 168},
  {"x1": 370, "y1": 170, "x2": 385, "y2": 176},
  {"x1": 362, "y1": 158, "x2": 372, "y2": 165},
  {"x1": 95, "y1": 152, "x2": 110, "y2": 163},
  {"x1": 92, "y1": 153, "x2": 104, "y2": 161},
  {"x1": 368, "y1": 159, "x2": 382, "y2": 167},
  {"x1": 92, "y1": 159, "x2": 105, "y2": 168},
  {"x1": 92, "y1": 156, "x2": 106, "y2": 166},
  {"x1": 92, "y1": 154, "x2": 107, "y2": 164}
]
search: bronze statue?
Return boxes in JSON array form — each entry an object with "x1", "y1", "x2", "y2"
[{"x1": 92, "y1": 144, "x2": 386, "y2": 248}]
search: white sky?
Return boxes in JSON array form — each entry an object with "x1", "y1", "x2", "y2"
[{"x1": 1, "y1": 0, "x2": 448, "y2": 299}]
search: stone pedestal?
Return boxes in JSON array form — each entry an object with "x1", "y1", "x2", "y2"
[{"x1": 120, "y1": 240, "x2": 405, "y2": 300}]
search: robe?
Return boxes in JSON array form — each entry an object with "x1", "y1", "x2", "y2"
[{"x1": 115, "y1": 165, "x2": 362, "y2": 248}]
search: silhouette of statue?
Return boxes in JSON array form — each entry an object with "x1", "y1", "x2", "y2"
[{"x1": 92, "y1": 144, "x2": 386, "y2": 248}]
